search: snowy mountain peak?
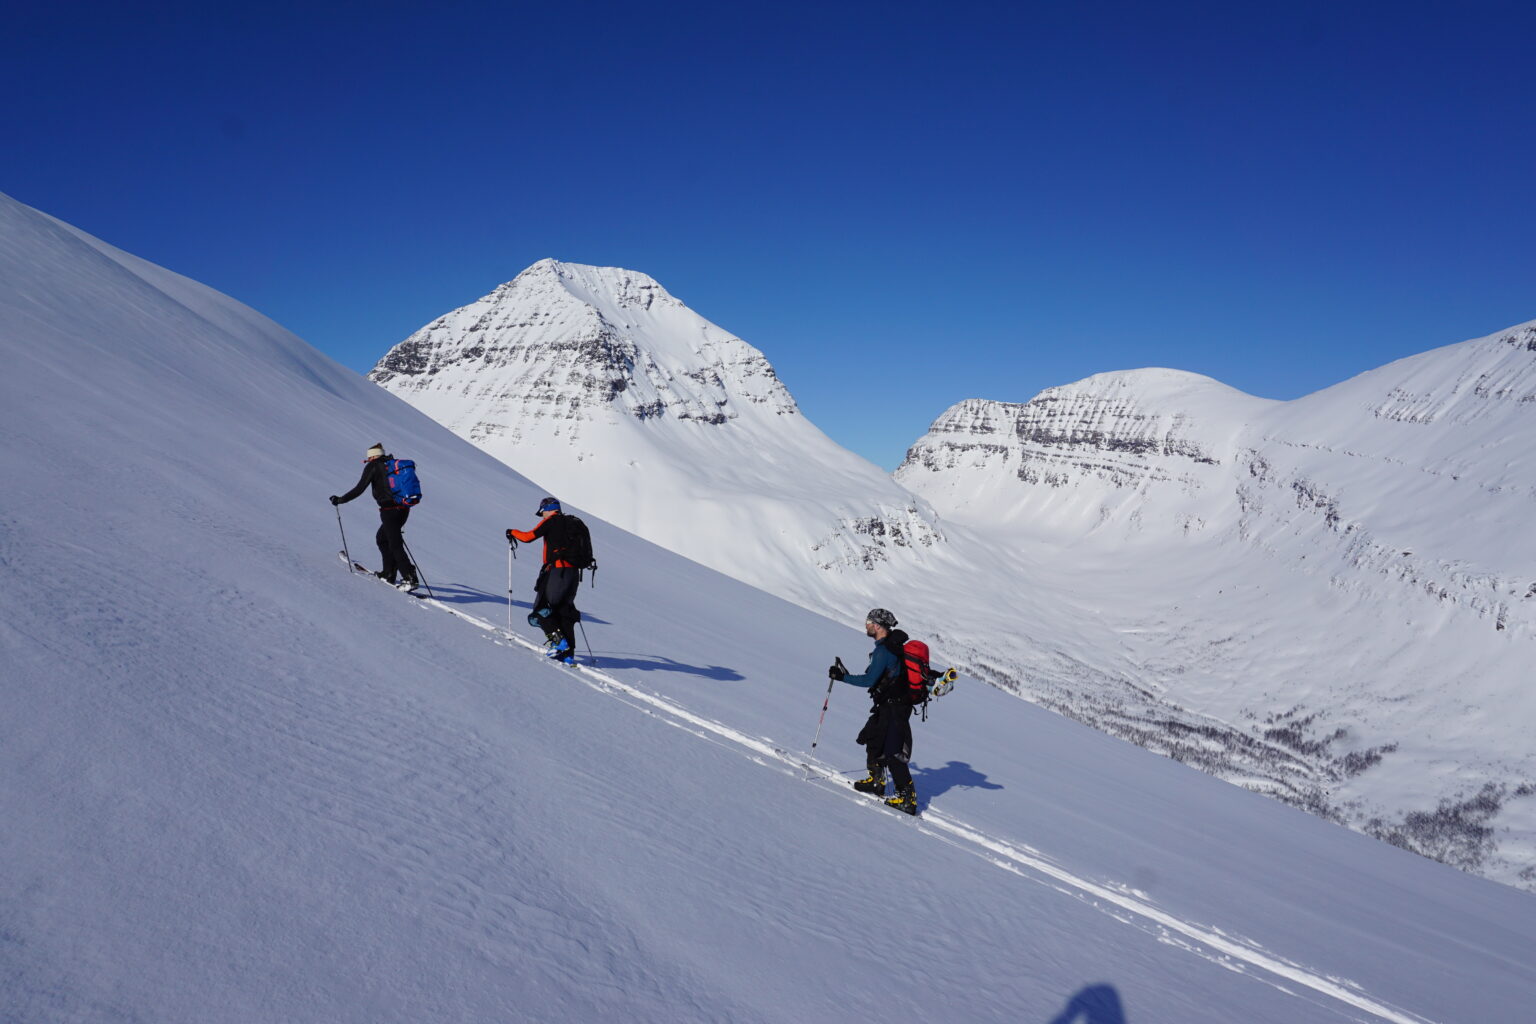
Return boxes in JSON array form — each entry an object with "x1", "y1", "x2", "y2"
[
  {"x1": 896, "y1": 368, "x2": 1269, "y2": 529},
  {"x1": 370, "y1": 259, "x2": 799, "y2": 437},
  {"x1": 369, "y1": 260, "x2": 941, "y2": 602},
  {"x1": 523, "y1": 257, "x2": 686, "y2": 314}
]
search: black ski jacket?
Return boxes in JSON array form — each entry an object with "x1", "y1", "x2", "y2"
[
  {"x1": 336, "y1": 456, "x2": 396, "y2": 508},
  {"x1": 509, "y1": 513, "x2": 583, "y2": 569}
]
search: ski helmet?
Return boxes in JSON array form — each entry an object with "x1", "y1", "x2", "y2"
[
  {"x1": 865, "y1": 608, "x2": 898, "y2": 629},
  {"x1": 536, "y1": 496, "x2": 562, "y2": 515}
]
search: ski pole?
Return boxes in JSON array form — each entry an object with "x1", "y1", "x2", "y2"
[
  {"x1": 507, "y1": 541, "x2": 515, "y2": 635},
  {"x1": 402, "y1": 538, "x2": 435, "y2": 599},
  {"x1": 811, "y1": 673, "x2": 839, "y2": 751},
  {"x1": 809, "y1": 679, "x2": 833, "y2": 749},
  {"x1": 335, "y1": 504, "x2": 355, "y2": 572},
  {"x1": 577, "y1": 620, "x2": 596, "y2": 666}
]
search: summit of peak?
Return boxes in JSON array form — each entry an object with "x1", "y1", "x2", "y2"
[
  {"x1": 1038, "y1": 366, "x2": 1258, "y2": 404},
  {"x1": 485, "y1": 259, "x2": 682, "y2": 318},
  {"x1": 509, "y1": 257, "x2": 663, "y2": 286}
]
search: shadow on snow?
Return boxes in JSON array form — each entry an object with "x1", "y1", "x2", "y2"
[
  {"x1": 910, "y1": 760, "x2": 1005, "y2": 800},
  {"x1": 1046, "y1": 985, "x2": 1126, "y2": 1024},
  {"x1": 585, "y1": 652, "x2": 745, "y2": 682},
  {"x1": 423, "y1": 582, "x2": 610, "y2": 624}
]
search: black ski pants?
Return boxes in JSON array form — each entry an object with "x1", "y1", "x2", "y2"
[
  {"x1": 532, "y1": 565, "x2": 581, "y2": 645},
  {"x1": 376, "y1": 506, "x2": 413, "y2": 579},
  {"x1": 857, "y1": 701, "x2": 913, "y2": 790}
]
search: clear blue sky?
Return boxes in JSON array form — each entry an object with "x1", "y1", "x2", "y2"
[{"x1": 5, "y1": 1, "x2": 1534, "y2": 468}]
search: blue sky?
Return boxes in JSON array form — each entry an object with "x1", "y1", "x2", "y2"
[{"x1": 5, "y1": 1, "x2": 1534, "y2": 468}]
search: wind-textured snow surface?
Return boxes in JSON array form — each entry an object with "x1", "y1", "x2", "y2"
[
  {"x1": 4, "y1": 194, "x2": 1536, "y2": 1023},
  {"x1": 373, "y1": 260, "x2": 1536, "y2": 893}
]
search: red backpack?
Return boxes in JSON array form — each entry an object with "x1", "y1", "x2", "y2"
[{"x1": 900, "y1": 640, "x2": 935, "y2": 705}]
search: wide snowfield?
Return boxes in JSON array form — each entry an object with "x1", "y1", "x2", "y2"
[{"x1": 3, "y1": 192, "x2": 1533, "y2": 1023}]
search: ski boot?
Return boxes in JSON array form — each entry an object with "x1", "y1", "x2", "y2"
[
  {"x1": 852, "y1": 768, "x2": 886, "y2": 796},
  {"x1": 544, "y1": 635, "x2": 570, "y2": 659},
  {"x1": 398, "y1": 567, "x2": 420, "y2": 591},
  {"x1": 885, "y1": 785, "x2": 918, "y2": 816}
]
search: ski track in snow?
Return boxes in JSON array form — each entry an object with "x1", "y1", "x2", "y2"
[{"x1": 346, "y1": 561, "x2": 1436, "y2": 1024}]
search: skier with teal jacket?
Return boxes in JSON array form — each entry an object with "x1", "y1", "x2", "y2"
[{"x1": 829, "y1": 607, "x2": 918, "y2": 814}]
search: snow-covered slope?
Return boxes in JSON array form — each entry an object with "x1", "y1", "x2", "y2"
[
  {"x1": 897, "y1": 339, "x2": 1536, "y2": 890},
  {"x1": 6, "y1": 194, "x2": 1536, "y2": 1022},
  {"x1": 370, "y1": 257, "x2": 1536, "y2": 892},
  {"x1": 369, "y1": 260, "x2": 941, "y2": 609}
]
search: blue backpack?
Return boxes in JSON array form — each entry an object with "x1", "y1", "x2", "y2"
[{"x1": 386, "y1": 458, "x2": 422, "y2": 507}]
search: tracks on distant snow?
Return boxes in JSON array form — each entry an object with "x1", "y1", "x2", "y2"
[{"x1": 380, "y1": 581, "x2": 1437, "y2": 1024}]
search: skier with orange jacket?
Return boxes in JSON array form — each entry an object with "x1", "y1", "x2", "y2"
[{"x1": 507, "y1": 496, "x2": 589, "y2": 665}]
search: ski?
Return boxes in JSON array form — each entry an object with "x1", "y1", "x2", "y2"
[
  {"x1": 337, "y1": 551, "x2": 422, "y2": 596},
  {"x1": 778, "y1": 746, "x2": 922, "y2": 815},
  {"x1": 930, "y1": 666, "x2": 959, "y2": 698},
  {"x1": 338, "y1": 551, "x2": 369, "y2": 574},
  {"x1": 854, "y1": 784, "x2": 919, "y2": 816},
  {"x1": 774, "y1": 747, "x2": 881, "y2": 790}
]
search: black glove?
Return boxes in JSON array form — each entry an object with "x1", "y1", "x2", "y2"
[
  {"x1": 506, "y1": 529, "x2": 517, "y2": 543},
  {"x1": 329, "y1": 495, "x2": 341, "y2": 505},
  {"x1": 828, "y1": 661, "x2": 846, "y2": 682}
]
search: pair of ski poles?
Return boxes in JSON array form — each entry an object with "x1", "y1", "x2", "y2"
[
  {"x1": 335, "y1": 504, "x2": 592, "y2": 659},
  {"x1": 333, "y1": 503, "x2": 434, "y2": 598}
]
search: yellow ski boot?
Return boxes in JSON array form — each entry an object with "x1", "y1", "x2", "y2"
[
  {"x1": 885, "y1": 784, "x2": 918, "y2": 816},
  {"x1": 852, "y1": 768, "x2": 886, "y2": 796}
]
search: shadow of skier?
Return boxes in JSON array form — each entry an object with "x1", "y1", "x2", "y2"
[
  {"x1": 416, "y1": 583, "x2": 506, "y2": 606},
  {"x1": 425, "y1": 583, "x2": 611, "y2": 624},
  {"x1": 587, "y1": 653, "x2": 744, "y2": 681},
  {"x1": 1047, "y1": 984, "x2": 1126, "y2": 1024},
  {"x1": 909, "y1": 760, "x2": 1005, "y2": 800}
]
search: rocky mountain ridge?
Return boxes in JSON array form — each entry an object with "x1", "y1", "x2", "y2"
[
  {"x1": 899, "y1": 325, "x2": 1536, "y2": 634},
  {"x1": 897, "y1": 370, "x2": 1267, "y2": 533}
]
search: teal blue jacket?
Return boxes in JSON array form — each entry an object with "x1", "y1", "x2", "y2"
[{"x1": 839, "y1": 638, "x2": 902, "y2": 690}]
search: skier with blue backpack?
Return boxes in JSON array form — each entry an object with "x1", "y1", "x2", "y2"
[{"x1": 330, "y1": 443, "x2": 421, "y2": 589}]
